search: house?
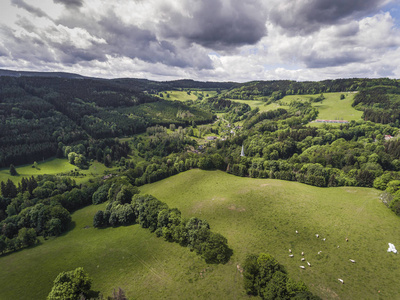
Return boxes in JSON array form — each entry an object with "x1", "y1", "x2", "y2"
[
  {"x1": 314, "y1": 119, "x2": 349, "y2": 124},
  {"x1": 385, "y1": 135, "x2": 393, "y2": 141}
]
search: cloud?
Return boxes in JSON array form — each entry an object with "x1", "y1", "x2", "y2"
[
  {"x1": 270, "y1": 0, "x2": 389, "y2": 35},
  {"x1": 0, "y1": 24, "x2": 56, "y2": 64},
  {"x1": 56, "y1": 8, "x2": 213, "y2": 69},
  {"x1": 0, "y1": 42, "x2": 9, "y2": 57},
  {"x1": 10, "y1": 0, "x2": 51, "y2": 19},
  {"x1": 257, "y1": 12, "x2": 400, "y2": 72},
  {"x1": 53, "y1": 0, "x2": 84, "y2": 9},
  {"x1": 157, "y1": 0, "x2": 268, "y2": 50},
  {"x1": 1, "y1": 0, "x2": 400, "y2": 81}
]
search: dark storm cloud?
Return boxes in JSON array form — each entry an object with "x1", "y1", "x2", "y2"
[
  {"x1": 11, "y1": 0, "x2": 51, "y2": 19},
  {"x1": 302, "y1": 51, "x2": 366, "y2": 68},
  {"x1": 158, "y1": 0, "x2": 267, "y2": 50},
  {"x1": 55, "y1": 45, "x2": 107, "y2": 65},
  {"x1": 270, "y1": 0, "x2": 386, "y2": 35},
  {"x1": 0, "y1": 24, "x2": 56, "y2": 63},
  {"x1": 99, "y1": 10, "x2": 213, "y2": 68},
  {"x1": 56, "y1": 9, "x2": 213, "y2": 69},
  {"x1": 53, "y1": 0, "x2": 84, "y2": 8}
]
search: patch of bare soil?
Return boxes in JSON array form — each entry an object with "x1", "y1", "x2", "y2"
[{"x1": 228, "y1": 205, "x2": 246, "y2": 212}]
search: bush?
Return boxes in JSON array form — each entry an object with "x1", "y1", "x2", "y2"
[
  {"x1": 92, "y1": 184, "x2": 110, "y2": 205},
  {"x1": 243, "y1": 253, "x2": 320, "y2": 300},
  {"x1": 93, "y1": 211, "x2": 105, "y2": 228},
  {"x1": 201, "y1": 232, "x2": 232, "y2": 264},
  {"x1": 47, "y1": 267, "x2": 92, "y2": 300}
]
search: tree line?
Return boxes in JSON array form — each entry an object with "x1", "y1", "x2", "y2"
[{"x1": 93, "y1": 193, "x2": 232, "y2": 264}]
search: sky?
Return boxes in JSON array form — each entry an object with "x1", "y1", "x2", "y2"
[{"x1": 0, "y1": 0, "x2": 400, "y2": 82}]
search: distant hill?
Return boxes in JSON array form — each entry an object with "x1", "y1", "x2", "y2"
[
  {"x1": 0, "y1": 68, "x2": 239, "y2": 91},
  {"x1": 0, "y1": 68, "x2": 88, "y2": 79},
  {"x1": 110, "y1": 78, "x2": 239, "y2": 92}
]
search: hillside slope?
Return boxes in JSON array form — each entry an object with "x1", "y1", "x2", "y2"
[{"x1": 1, "y1": 170, "x2": 398, "y2": 299}]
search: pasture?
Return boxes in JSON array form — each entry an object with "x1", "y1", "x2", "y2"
[
  {"x1": 157, "y1": 90, "x2": 218, "y2": 102},
  {"x1": 228, "y1": 99, "x2": 275, "y2": 112},
  {"x1": 230, "y1": 92, "x2": 363, "y2": 126},
  {"x1": 0, "y1": 170, "x2": 398, "y2": 299},
  {"x1": 0, "y1": 158, "x2": 76, "y2": 184},
  {"x1": 281, "y1": 92, "x2": 363, "y2": 125},
  {"x1": 0, "y1": 159, "x2": 114, "y2": 185}
]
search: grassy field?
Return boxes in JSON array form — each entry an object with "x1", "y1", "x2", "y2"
[
  {"x1": 157, "y1": 90, "x2": 218, "y2": 102},
  {"x1": 281, "y1": 92, "x2": 363, "y2": 125},
  {"x1": 228, "y1": 99, "x2": 274, "y2": 112},
  {"x1": 1, "y1": 170, "x2": 399, "y2": 299},
  {"x1": 141, "y1": 170, "x2": 399, "y2": 299},
  {"x1": 230, "y1": 93, "x2": 363, "y2": 126},
  {"x1": 0, "y1": 158, "x2": 76, "y2": 184},
  {"x1": 76, "y1": 161, "x2": 116, "y2": 184},
  {"x1": 0, "y1": 158, "x2": 115, "y2": 185}
]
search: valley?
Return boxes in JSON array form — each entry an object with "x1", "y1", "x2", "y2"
[{"x1": 1, "y1": 75, "x2": 400, "y2": 299}]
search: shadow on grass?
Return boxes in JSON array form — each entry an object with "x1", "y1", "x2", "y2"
[
  {"x1": 86, "y1": 290, "x2": 100, "y2": 299},
  {"x1": 57, "y1": 221, "x2": 76, "y2": 237},
  {"x1": 0, "y1": 239, "x2": 43, "y2": 258}
]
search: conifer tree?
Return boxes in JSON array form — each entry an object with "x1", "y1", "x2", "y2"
[{"x1": 9, "y1": 164, "x2": 17, "y2": 176}]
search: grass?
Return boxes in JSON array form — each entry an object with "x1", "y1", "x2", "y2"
[
  {"x1": 156, "y1": 90, "x2": 218, "y2": 102},
  {"x1": 140, "y1": 170, "x2": 399, "y2": 299},
  {"x1": 0, "y1": 203, "x2": 219, "y2": 300},
  {"x1": 75, "y1": 161, "x2": 117, "y2": 184},
  {"x1": 230, "y1": 93, "x2": 363, "y2": 126},
  {"x1": 1, "y1": 170, "x2": 398, "y2": 299},
  {"x1": 0, "y1": 158, "x2": 76, "y2": 184},
  {"x1": 280, "y1": 92, "x2": 363, "y2": 126},
  {"x1": 159, "y1": 90, "x2": 198, "y2": 101},
  {"x1": 227, "y1": 99, "x2": 274, "y2": 112},
  {"x1": 0, "y1": 158, "x2": 116, "y2": 185}
]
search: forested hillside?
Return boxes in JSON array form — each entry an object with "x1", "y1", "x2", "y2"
[
  {"x1": 352, "y1": 85, "x2": 400, "y2": 124},
  {"x1": 224, "y1": 78, "x2": 400, "y2": 101},
  {"x1": 0, "y1": 76, "x2": 214, "y2": 167}
]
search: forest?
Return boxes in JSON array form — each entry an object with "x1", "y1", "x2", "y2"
[{"x1": 0, "y1": 76, "x2": 214, "y2": 167}]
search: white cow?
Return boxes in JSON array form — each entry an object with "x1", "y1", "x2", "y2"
[{"x1": 388, "y1": 243, "x2": 398, "y2": 254}]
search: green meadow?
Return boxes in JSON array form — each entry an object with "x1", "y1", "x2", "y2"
[
  {"x1": 157, "y1": 90, "x2": 218, "y2": 102},
  {"x1": 0, "y1": 158, "x2": 76, "y2": 184},
  {"x1": 230, "y1": 92, "x2": 363, "y2": 126},
  {"x1": 1, "y1": 169, "x2": 399, "y2": 299},
  {"x1": 228, "y1": 99, "x2": 274, "y2": 112},
  {"x1": 0, "y1": 158, "x2": 114, "y2": 185},
  {"x1": 281, "y1": 92, "x2": 363, "y2": 125}
]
